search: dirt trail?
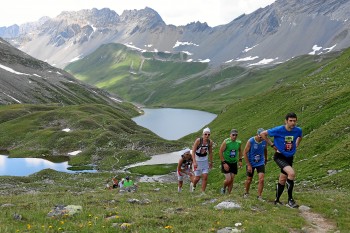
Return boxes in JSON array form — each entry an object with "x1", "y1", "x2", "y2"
[{"x1": 296, "y1": 207, "x2": 337, "y2": 233}]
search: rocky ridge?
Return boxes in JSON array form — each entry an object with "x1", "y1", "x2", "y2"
[{"x1": 0, "y1": 37, "x2": 121, "y2": 105}]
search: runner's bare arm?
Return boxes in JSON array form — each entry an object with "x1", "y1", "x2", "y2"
[{"x1": 243, "y1": 140, "x2": 251, "y2": 167}]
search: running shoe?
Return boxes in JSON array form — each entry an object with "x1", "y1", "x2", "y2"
[
  {"x1": 287, "y1": 199, "x2": 299, "y2": 208},
  {"x1": 243, "y1": 193, "x2": 249, "y2": 198},
  {"x1": 199, "y1": 192, "x2": 206, "y2": 196},
  {"x1": 220, "y1": 188, "x2": 226, "y2": 194},
  {"x1": 190, "y1": 182, "x2": 195, "y2": 192},
  {"x1": 274, "y1": 200, "x2": 283, "y2": 206},
  {"x1": 257, "y1": 196, "x2": 265, "y2": 202}
]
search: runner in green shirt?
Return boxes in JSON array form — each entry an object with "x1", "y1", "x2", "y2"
[{"x1": 218, "y1": 129, "x2": 242, "y2": 194}]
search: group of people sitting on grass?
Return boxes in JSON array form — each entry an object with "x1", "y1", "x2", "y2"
[{"x1": 106, "y1": 175, "x2": 136, "y2": 192}]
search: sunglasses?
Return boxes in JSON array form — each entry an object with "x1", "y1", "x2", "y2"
[
  {"x1": 204, "y1": 133, "x2": 210, "y2": 136},
  {"x1": 231, "y1": 134, "x2": 238, "y2": 136}
]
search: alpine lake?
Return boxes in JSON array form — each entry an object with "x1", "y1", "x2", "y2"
[{"x1": 1, "y1": 108, "x2": 216, "y2": 176}]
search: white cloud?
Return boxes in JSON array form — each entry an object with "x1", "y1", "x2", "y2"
[{"x1": 0, "y1": 0, "x2": 276, "y2": 27}]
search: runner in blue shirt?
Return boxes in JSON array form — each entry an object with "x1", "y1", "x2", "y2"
[
  {"x1": 260, "y1": 112, "x2": 302, "y2": 208},
  {"x1": 243, "y1": 128, "x2": 267, "y2": 201}
]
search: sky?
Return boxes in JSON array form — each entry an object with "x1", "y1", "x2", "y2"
[{"x1": 0, "y1": 0, "x2": 275, "y2": 27}]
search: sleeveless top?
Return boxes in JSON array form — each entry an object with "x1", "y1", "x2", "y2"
[
  {"x1": 223, "y1": 138, "x2": 241, "y2": 163},
  {"x1": 195, "y1": 137, "x2": 210, "y2": 161},
  {"x1": 247, "y1": 136, "x2": 266, "y2": 167},
  {"x1": 180, "y1": 154, "x2": 193, "y2": 170}
]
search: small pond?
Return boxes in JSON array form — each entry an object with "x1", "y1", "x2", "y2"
[
  {"x1": 132, "y1": 108, "x2": 216, "y2": 140},
  {"x1": 0, "y1": 154, "x2": 97, "y2": 176}
]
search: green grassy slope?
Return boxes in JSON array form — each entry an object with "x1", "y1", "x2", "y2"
[
  {"x1": 65, "y1": 43, "x2": 208, "y2": 106},
  {"x1": 66, "y1": 43, "x2": 350, "y2": 192},
  {"x1": 66, "y1": 43, "x2": 339, "y2": 113},
  {"x1": 177, "y1": 47, "x2": 350, "y2": 231},
  {"x1": 0, "y1": 103, "x2": 183, "y2": 170},
  {"x1": 190, "y1": 46, "x2": 350, "y2": 187}
]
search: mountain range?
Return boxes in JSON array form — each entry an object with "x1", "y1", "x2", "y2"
[{"x1": 1, "y1": 0, "x2": 350, "y2": 68}]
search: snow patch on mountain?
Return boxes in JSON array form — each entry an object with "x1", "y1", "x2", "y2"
[
  {"x1": 323, "y1": 44, "x2": 337, "y2": 53},
  {"x1": 198, "y1": 58, "x2": 210, "y2": 63},
  {"x1": 309, "y1": 45, "x2": 323, "y2": 55},
  {"x1": 68, "y1": 150, "x2": 82, "y2": 156},
  {"x1": 236, "y1": 56, "x2": 259, "y2": 62},
  {"x1": 182, "y1": 51, "x2": 193, "y2": 55},
  {"x1": 110, "y1": 97, "x2": 123, "y2": 103},
  {"x1": 243, "y1": 45, "x2": 259, "y2": 53},
  {"x1": 125, "y1": 42, "x2": 147, "y2": 52},
  {"x1": 173, "y1": 41, "x2": 199, "y2": 48},
  {"x1": 70, "y1": 56, "x2": 83, "y2": 63},
  {"x1": 248, "y1": 57, "x2": 278, "y2": 66},
  {"x1": 2, "y1": 92, "x2": 21, "y2": 103},
  {"x1": 0, "y1": 63, "x2": 31, "y2": 76}
]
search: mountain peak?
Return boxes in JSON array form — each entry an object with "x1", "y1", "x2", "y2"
[
  {"x1": 120, "y1": 7, "x2": 165, "y2": 25},
  {"x1": 56, "y1": 8, "x2": 119, "y2": 26},
  {"x1": 184, "y1": 21, "x2": 210, "y2": 32}
]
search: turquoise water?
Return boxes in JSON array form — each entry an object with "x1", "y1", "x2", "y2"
[
  {"x1": 0, "y1": 154, "x2": 96, "y2": 176},
  {"x1": 132, "y1": 108, "x2": 216, "y2": 140},
  {"x1": 1, "y1": 108, "x2": 216, "y2": 176}
]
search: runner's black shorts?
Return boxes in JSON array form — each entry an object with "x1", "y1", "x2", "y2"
[
  {"x1": 246, "y1": 165, "x2": 265, "y2": 177},
  {"x1": 221, "y1": 161, "x2": 238, "y2": 174},
  {"x1": 274, "y1": 152, "x2": 294, "y2": 175}
]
